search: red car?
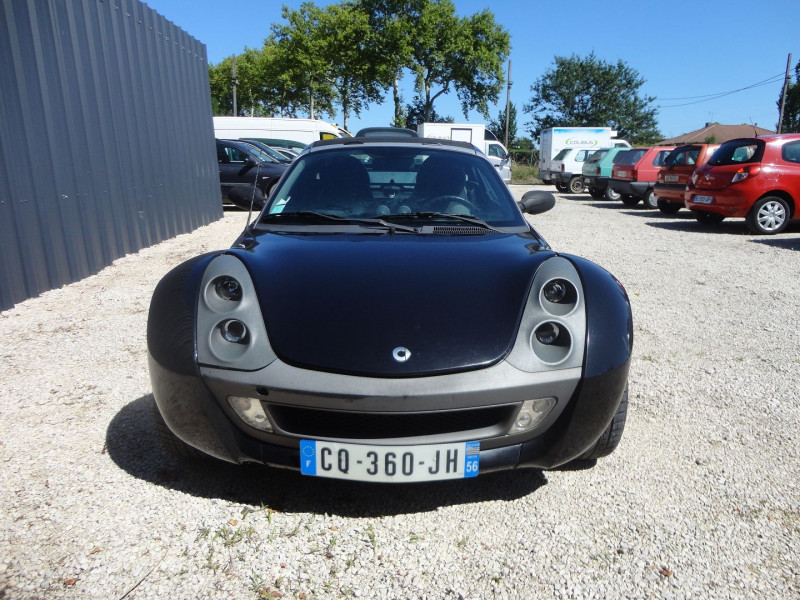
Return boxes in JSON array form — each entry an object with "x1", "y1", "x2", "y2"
[
  {"x1": 609, "y1": 146, "x2": 674, "y2": 208},
  {"x1": 654, "y1": 143, "x2": 719, "y2": 214},
  {"x1": 685, "y1": 134, "x2": 800, "y2": 234}
]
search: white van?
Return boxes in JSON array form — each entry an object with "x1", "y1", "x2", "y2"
[{"x1": 213, "y1": 117, "x2": 351, "y2": 149}]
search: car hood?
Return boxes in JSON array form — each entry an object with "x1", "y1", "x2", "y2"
[{"x1": 231, "y1": 231, "x2": 554, "y2": 377}]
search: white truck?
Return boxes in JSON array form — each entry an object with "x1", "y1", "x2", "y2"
[
  {"x1": 538, "y1": 127, "x2": 629, "y2": 188},
  {"x1": 213, "y1": 117, "x2": 351, "y2": 151},
  {"x1": 417, "y1": 122, "x2": 511, "y2": 183}
]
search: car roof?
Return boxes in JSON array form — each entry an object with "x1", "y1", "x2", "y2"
[{"x1": 306, "y1": 136, "x2": 480, "y2": 154}]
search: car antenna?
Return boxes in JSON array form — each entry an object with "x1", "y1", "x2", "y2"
[{"x1": 245, "y1": 159, "x2": 262, "y2": 230}]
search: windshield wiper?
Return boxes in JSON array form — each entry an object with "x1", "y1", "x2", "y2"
[
  {"x1": 259, "y1": 211, "x2": 419, "y2": 233},
  {"x1": 382, "y1": 212, "x2": 505, "y2": 233}
]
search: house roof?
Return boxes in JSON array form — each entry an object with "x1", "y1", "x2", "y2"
[{"x1": 659, "y1": 122, "x2": 775, "y2": 145}]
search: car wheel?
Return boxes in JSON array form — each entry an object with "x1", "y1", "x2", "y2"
[
  {"x1": 153, "y1": 401, "x2": 209, "y2": 461},
  {"x1": 745, "y1": 196, "x2": 790, "y2": 235},
  {"x1": 605, "y1": 187, "x2": 621, "y2": 201},
  {"x1": 642, "y1": 189, "x2": 658, "y2": 209},
  {"x1": 568, "y1": 176, "x2": 584, "y2": 194},
  {"x1": 579, "y1": 386, "x2": 628, "y2": 460},
  {"x1": 555, "y1": 182, "x2": 568, "y2": 193},
  {"x1": 620, "y1": 195, "x2": 639, "y2": 206},
  {"x1": 657, "y1": 199, "x2": 681, "y2": 214},
  {"x1": 588, "y1": 187, "x2": 604, "y2": 199},
  {"x1": 693, "y1": 210, "x2": 725, "y2": 226}
]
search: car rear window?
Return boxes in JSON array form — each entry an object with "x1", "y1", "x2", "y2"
[
  {"x1": 553, "y1": 148, "x2": 571, "y2": 160},
  {"x1": 585, "y1": 149, "x2": 608, "y2": 164},
  {"x1": 708, "y1": 140, "x2": 764, "y2": 166},
  {"x1": 665, "y1": 146, "x2": 700, "y2": 166},
  {"x1": 612, "y1": 151, "x2": 635, "y2": 165},
  {"x1": 652, "y1": 150, "x2": 672, "y2": 167},
  {"x1": 614, "y1": 149, "x2": 646, "y2": 166}
]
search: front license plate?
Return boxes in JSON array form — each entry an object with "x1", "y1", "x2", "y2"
[
  {"x1": 300, "y1": 440, "x2": 480, "y2": 483},
  {"x1": 693, "y1": 195, "x2": 714, "y2": 204},
  {"x1": 665, "y1": 175, "x2": 679, "y2": 183}
]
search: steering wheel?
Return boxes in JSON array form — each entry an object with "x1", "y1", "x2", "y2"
[{"x1": 424, "y1": 195, "x2": 480, "y2": 214}]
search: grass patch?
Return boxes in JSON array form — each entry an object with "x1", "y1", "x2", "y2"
[{"x1": 511, "y1": 163, "x2": 541, "y2": 185}]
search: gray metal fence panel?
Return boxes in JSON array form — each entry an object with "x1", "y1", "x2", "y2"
[{"x1": 0, "y1": 0, "x2": 222, "y2": 310}]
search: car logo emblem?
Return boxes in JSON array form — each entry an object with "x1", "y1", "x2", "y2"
[{"x1": 392, "y1": 347, "x2": 411, "y2": 363}]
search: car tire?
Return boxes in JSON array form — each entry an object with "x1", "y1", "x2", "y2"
[
  {"x1": 568, "y1": 176, "x2": 584, "y2": 194},
  {"x1": 588, "y1": 187, "x2": 604, "y2": 199},
  {"x1": 579, "y1": 386, "x2": 628, "y2": 460},
  {"x1": 657, "y1": 199, "x2": 681, "y2": 214},
  {"x1": 693, "y1": 210, "x2": 725, "y2": 226},
  {"x1": 555, "y1": 182, "x2": 568, "y2": 193},
  {"x1": 745, "y1": 196, "x2": 790, "y2": 235},
  {"x1": 153, "y1": 401, "x2": 209, "y2": 461},
  {"x1": 620, "y1": 195, "x2": 639, "y2": 206},
  {"x1": 605, "y1": 187, "x2": 621, "y2": 201},
  {"x1": 642, "y1": 189, "x2": 658, "y2": 209}
]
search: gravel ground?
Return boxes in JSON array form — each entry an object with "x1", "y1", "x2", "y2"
[{"x1": 1, "y1": 185, "x2": 798, "y2": 600}]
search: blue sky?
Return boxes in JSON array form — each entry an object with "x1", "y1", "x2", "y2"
[{"x1": 145, "y1": 0, "x2": 799, "y2": 141}]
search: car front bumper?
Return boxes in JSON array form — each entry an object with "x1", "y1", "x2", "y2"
[{"x1": 150, "y1": 352, "x2": 629, "y2": 473}]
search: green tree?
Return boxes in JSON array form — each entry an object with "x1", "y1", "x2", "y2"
[
  {"x1": 356, "y1": 0, "x2": 509, "y2": 124},
  {"x1": 316, "y1": 3, "x2": 392, "y2": 130},
  {"x1": 777, "y1": 59, "x2": 800, "y2": 133},
  {"x1": 404, "y1": 96, "x2": 453, "y2": 130},
  {"x1": 488, "y1": 102, "x2": 518, "y2": 146},
  {"x1": 209, "y1": 48, "x2": 271, "y2": 116},
  {"x1": 269, "y1": 3, "x2": 337, "y2": 119},
  {"x1": 355, "y1": 0, "x2": 423, "y2": 126},
  {"x1": 409, "y1": 1, "x2": 510, "y2": 122},
  {"x1": 524, "y1": 53, "x2": 662, "y2": 145}
]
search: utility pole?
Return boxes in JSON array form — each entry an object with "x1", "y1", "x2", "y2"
[
  {"x1": 778, "y1": 53, "x2": 792, "y2": 133},
  {"x1": 231, "y1": 54, "x2": 238, "y2": 117},
  {"x1": 504, "y1": 60, "x2": 512, "y2": 147}
]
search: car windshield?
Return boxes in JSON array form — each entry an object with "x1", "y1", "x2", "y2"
[
  {"x1": 708, "y1": 140, "x2": 764, "y2": 165},
  {"x1": 261, "y1": 145, "x2": 525, "y2": 228}
]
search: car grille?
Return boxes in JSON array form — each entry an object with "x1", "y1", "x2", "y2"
[
  {"x1": 431, "y1": 226, "x2": 490, "y2": 235},
  {"x1": 266, "y1": 403, "x2": 516, "y2": 440}
]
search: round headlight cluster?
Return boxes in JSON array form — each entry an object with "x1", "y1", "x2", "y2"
[
  {"x1": 540, "y1": 278, "x2": 578, "y2": 315},
  {"x1": 220, "y1": 319, "x2": 248, "y2": 344},
  {"x1": 213, "y1": 276, "x2": 242, "y2": 302}
]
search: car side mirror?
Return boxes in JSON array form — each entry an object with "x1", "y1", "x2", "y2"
[
  {"x1": 244, "y1": 157, "x2": 257, "y2": 168},
  {"x1": 518, "y1": 190, "x2": 556, "y2": 215}
]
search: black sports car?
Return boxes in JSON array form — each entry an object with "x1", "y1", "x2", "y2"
[{"x1": 148, "y1": 136, "x2": 632, "y2": 483}]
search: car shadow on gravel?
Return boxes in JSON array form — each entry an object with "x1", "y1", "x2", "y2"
[
  {"x1": 750, "y1": 236, "x2": 800, "y2": 250},
  {"x1": 106, "y1": 395, "x2": 549, "y2": 517}
]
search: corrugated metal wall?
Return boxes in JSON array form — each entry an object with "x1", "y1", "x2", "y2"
[{"x1": 0, "y1": 0, "x2": 222, "y2": 311}]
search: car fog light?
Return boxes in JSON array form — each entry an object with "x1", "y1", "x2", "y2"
[
  {"x1": 508, "y1": 398, "x2": 557, "y2": 434},
  {"x1": 228, "y1": 396, "x2": 272, "y2": 432},
  {"x1": 535, "y1": 322, "x2": 560, "y2": 345},
  {"x1": 214, "y1": 276, "x2": 243, "y2": 302},
  {"x1": 221, "y1": 319, "x2": 248, "y2": 344}
]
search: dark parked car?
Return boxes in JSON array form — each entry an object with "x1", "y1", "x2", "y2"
[
  {"x1": 685, "y1": 134, "x2": 800, "y2": 234},
  {"x1": 148, "y1": 136, "x2": 632, "y2": 482},
  {"x1": 216, "y1": 139, "x2": 288, "y2": 210}
]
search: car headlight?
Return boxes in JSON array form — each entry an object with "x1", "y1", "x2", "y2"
[
  {"x1": 196, "y1": 254, "x2": 277, "y2": 370},
  {"x1": 506, "y1": 256, "x2": 586, "y2": 372}
]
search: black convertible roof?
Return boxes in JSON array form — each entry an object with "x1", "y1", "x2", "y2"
[{"x1": 308, "y1": 135, "x2": 479, "y2": 154}]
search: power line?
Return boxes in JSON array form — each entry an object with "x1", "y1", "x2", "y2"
[{"x1": 657, "y1": 73, "x2": 784, "y2": 108}]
